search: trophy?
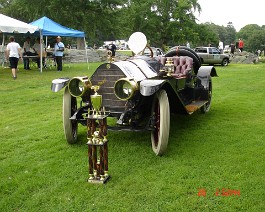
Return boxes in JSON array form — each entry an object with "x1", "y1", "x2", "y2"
[
  {"x1": 91, "y1": 85, "x2": 102, "y2": 117},
  {"x1": 87, "y1": 79, "x2": 110, "y2": 184}
]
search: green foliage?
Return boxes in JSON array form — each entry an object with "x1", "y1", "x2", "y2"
[
  {"x1": 0, "y1": 63, "x2": 265, "y2": 211},
  {"x1": 115, "y1": 0, "x2": 202, "y2": 47},
  {"x1": 0, "y1": 0, "x2": 202, "y2": 48},
  {"x1": 237, "y1": 24, "x2": 265, "y2": 52},
  {"x1": 1, "y1": 0, "x2": 264, "y2": 51},
  {"x1": 196, "y1": 22, "x2": 236, "y2": 47}
]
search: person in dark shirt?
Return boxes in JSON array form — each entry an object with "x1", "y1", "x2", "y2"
[
  {"x1": 107, "y1": 42, "x2": 117, "y2": 57},
  {"x1": 230, "y1": 42, "x2": 235, "y2": 56}
]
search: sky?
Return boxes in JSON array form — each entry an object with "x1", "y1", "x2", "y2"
[{"x1": 195, "y1": 0, "x2": 264, "y2": 31}]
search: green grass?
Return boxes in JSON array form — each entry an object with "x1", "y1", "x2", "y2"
[
  {"x1": 0, "y1": 62, "x2": 265, "y2": 211},
  {"x1": 116, "y1": 50, "x2": 133, "y2": 56}
]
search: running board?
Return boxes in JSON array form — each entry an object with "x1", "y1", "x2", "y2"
[{"x1": 185, "y1": 100, "x2": 208, "y2": 113}]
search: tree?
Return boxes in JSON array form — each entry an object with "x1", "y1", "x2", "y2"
[
  {"x1": 247, "y1": 32, "x2": 265, "y2": 53},
  {"x1": 0, "y1": 0, "x2": 126, "y2": 44},
  {"x1": 194, "y1": 23, "x2": 219, "y2": 47},
  {"x1": 225, "y1": 22, "x2": 236, "y2": 45},
  {"x1": 237, "y1": 24, "x2": 265, "y2": 52},
  {"x1": 1, "y1": 0, "x2": 202, "y2": 48},
  {"x1": 116, "y1": 0, "x2": 201, "y2": 48}
]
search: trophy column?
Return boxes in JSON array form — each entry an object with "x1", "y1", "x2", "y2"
[
  {"x1": 87, "y1": 85, "x2": 110, "y2": 184},
  {"x1": 87, "y1": 114, "x2": 110, "y2": 184}
]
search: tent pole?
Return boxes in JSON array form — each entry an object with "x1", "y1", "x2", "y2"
[
  {"x1": 84, "y1": 37, "x2": 89, "y2": 70},
  {"x1": 1, "y1": 33, "x2": 4, "y2": 51},
  {"x1": 40, "y1": 29, "x2": 43, "y2": 73},
  {"x1": 1, "y1": 34, "x2": 5, "y2": 67}
]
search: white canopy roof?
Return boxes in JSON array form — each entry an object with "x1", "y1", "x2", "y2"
[{"x1": 0, "y1": 13, "x2": 37, "y2": 33}]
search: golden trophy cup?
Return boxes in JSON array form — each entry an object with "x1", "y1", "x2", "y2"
[{"x1": 91, "y1": 85, "x2": 102, "y2": 117}]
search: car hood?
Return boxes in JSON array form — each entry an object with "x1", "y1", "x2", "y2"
[{"x1": 114, "y1": 58, "x2": 158, "y2": 82}]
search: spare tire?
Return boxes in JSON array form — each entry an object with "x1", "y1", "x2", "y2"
[
  {"x1": 168, "y1": 46, "x2": 201, "y2": 64},
  {"x1": 165, "y1": 47, "x2": 201, "y2": 74}
]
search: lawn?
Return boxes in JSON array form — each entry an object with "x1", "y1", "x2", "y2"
[{"x1": 0, "y1": 62, "x2": 264, "y2": 211}]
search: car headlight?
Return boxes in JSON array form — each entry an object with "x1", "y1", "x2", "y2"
[
  {"x1": 114, "y1": 78, "x2": 138, "y2": 100},
  {"x1": 68, "y1": 76, "x2": 92, "y2": 97}
]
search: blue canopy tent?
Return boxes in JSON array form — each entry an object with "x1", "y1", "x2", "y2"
[
  {"x1": 30, "y1": 16, "x2": 86, "y2": 72},
  {"x1": 30, "y1": 16, "x2": 85, "y2": 37}
]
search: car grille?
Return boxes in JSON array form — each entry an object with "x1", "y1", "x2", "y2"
[{"x1": 90, "y1": 63, "x2": 127, "y2": 116}]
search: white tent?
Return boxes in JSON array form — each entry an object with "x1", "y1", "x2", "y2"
[
  {"x1": 0, "y1": 13, "x2": 37, "y2": 66},
  {"x1": 0, "y1": 13, "x2": 37, "y2": 33}
]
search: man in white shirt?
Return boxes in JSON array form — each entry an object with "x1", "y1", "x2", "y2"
[
  {"x1": 6, "y1": 36, "x2": 22, "y2": 79},
  {"x1": 218, "y1": 40, "x2": 224, "y2": 54},
  {"x1": 54, "y1": 36, "x2": 65, "y2": 71},
  {"x1": 33, "y1": 37, "x2": 45, "y2": 69}
]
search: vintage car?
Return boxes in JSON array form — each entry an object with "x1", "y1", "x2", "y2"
[
  {"x1": 51, "y1": 32, "x2": 217, "y2": 156},
  {"x1": 194, "y1": 46, "x2": 230, "y2": 66}
]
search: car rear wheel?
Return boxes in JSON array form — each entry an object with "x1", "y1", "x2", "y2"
[
  {"x1": 63, "y1": 87, "x2": 78, "y2": 143},
  {"x1": 151, "y1": 89, "x2": 170, "y2": 156},
  {"x1": 221, "y1": 58, "x2": 229, "y2": 66},
  {"x1": 201, "y1": 77, "x2": 212, "y2": 113}
]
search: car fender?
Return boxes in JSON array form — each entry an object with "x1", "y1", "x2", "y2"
[
  {"x1": 51, "y1": 77, "x2": 70, "y2": 92},
  {"x1": 197, "y1": 66, "x2": 218, "y2": 89},
  {"x1": 140, "y1": 79, "x2": 167, "y2": 96}
]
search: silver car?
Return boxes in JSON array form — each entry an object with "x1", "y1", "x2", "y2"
[{"x1": 195, "y1": 47, "x2": 230, "y2": 66}]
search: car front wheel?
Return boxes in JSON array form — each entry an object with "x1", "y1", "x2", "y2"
[
  {"x1": 151, "y1": 89, "x2": 170, "y2": 156},
  {"x1": 63, "y1": 87, "x2": 78, "y2": 143}
]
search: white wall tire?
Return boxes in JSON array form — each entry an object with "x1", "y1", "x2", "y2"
[
  {"x1": 63, "y1": 87, "x2": 78, "y2": 143},
  {"x1": 151, "y1": 89, "x2": 170, "y2": 156}
]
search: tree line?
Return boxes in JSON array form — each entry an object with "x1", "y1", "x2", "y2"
[{"x1": 1, "y1": 0, "x2": 265, "y2": 52}]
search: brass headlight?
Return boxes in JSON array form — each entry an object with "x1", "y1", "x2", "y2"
[
  {"x1": 68, "y1": 76, "x2": 92, "y2": 97},
  {"x1": 114, "y1": 78, "x2": 138, "y2": 100}
]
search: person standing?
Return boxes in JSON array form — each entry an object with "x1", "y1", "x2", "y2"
[
  {"x1": 32, "y1": 37, "x2": 45, "y2": 69},
  {"x1": 230, "y1": 42, "x2": 235, "y2": 56},
  {"x1": 186, "y1": 41, "x2": 190, "y2": 48},
  {"x1": 238, "y1": 39, "x2": 244, "y2": 52},
  {"x1": 5, "y1": 36, "x2": 22, "y2": 79},
  {"x1": 54, "y1": 36, "x2": 65, "y2": 71},
  {"x1": 218, "y1": 40, "x2": 224, "y2": 54},
  {"x1": 23, "y1": 37, "x2": 31, "y2": 70},
  {"x1": 107, "y1": 41, "x2": 117, "y2": 57}
]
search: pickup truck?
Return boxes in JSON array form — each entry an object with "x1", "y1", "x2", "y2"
[{"x1": 194, "y1": 47, "x2": 230, "y2": 66}]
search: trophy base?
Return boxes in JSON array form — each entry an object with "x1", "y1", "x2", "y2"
[{"x1": 87, "y1": 175, "x2": 111, "y2": 184}]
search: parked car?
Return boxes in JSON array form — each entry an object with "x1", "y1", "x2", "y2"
[
  {"x1": 51, "y1": 33, "x2": 217, "y2": 156},
  {"x1": 223, "y1": 45, "x2": 231, "y2": 53},
  {"x1": 143, "y1": 47, "x2": 165, "y2": 57},
  {"x1": 194, "y1": 46, "x2": 230, "y2": 66}
]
